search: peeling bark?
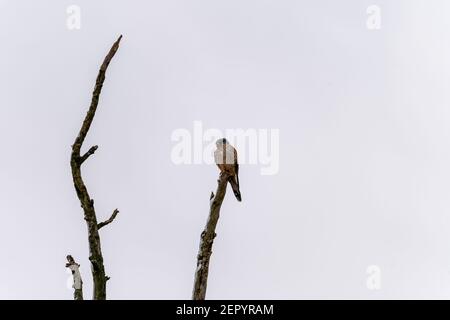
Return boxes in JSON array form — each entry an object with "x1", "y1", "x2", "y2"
[
  {"x1": 66, "y1": 255, "x2": 83, "y2": 300},
  {"x1": 192, "y1": 172, "x2": 230, "y2": 300},
  {"x1": 70, "y1": 35, "x2": 122, "y2": 300}
]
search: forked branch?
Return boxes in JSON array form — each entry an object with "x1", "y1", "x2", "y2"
[{"x1": 70, "y1": 35, "x2": 122, "y2": 300}]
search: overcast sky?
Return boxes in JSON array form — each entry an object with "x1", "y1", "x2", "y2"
[{"x1": 2, "y1": 0, "x2": 450, "y2": 299}]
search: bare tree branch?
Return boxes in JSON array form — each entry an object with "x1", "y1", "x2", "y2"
[
  {"x1": 79, "y1": 145, "x2": 98, "y2": 164},
  {"x1": 70, "y1": 35, "x2": 122, "y2": 300},
  {"x1": 71, "y1": 35, "x2": 122, "y2": 158},
  {"x1": 66, "y1": 255, "x2": 83, "y2": 300},
  {"x1": 192, "y1": 171, "x2": 230, "y2": 300},
  {"x1": 98, "y1": 209, "x2": 119, "y2": 230}
]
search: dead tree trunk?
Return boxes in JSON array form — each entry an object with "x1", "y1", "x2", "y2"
[
  {"x1": 66, "y1": 255, "x2": 83, "y2": 300},
  {"x1": 192, "y1": 172, "x2": 230, "y2": 300},
  {"x1": 70, "y1": 35, "x2": 122, "y2": 300}
]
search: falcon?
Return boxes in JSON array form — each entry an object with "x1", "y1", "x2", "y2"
[{"x1": 214, "y1": 138, "x2": 242, "y2": 202}]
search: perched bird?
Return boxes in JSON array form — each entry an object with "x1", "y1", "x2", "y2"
[{"x1": 214, "y1": 138, "x2": 242, "y2": 202}]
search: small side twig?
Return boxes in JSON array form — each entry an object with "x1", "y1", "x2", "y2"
[
  {"x1": 70, "y1": 34, "x2": 122, "y2": 300},
  {"x1": 79, "y1": 145, "x2": 98, "y2": 164},
  {"x1": 98, "y1": 209, "x2": 119, "y2": 230}
]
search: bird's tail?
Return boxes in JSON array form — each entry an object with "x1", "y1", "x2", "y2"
[{"x1": 228, "y1": 176, "x2": 242, "y2": 202}]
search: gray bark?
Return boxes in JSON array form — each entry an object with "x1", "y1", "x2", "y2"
[{"x1": 192, "y1": 172, "x2": 230, "y2": 300}]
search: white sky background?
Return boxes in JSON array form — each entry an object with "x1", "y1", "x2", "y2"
[{"x1": 1, "y1": 0, "x2": 450, "y2": 299}]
